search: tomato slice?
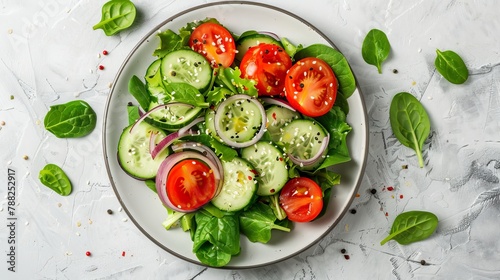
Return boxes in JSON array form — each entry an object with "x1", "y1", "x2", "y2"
[
  {"x1": 189, "y1": 22, "x2": 236, "y2": 68},
  {"x1": 285, "y1": 57, "x2": 338, "y2": 117},
  {"x1": 240, "y1": 43, "x2": 293, "y2": 96},
  {"x1": 166, "y1": 159, "x2": 216, "y2": 211},
  {"x1": 279, "y1": 177, "x2": 323, "y2": 222}
]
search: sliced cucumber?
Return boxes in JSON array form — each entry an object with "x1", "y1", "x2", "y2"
[
  {"x1": 281, "y1": 119, "x2": 328, "y2": 170},
  {"x1": 144, "y1": 101, "x2": 203, "y2": 131},
  {"x1": 204, "y1": 108, "x2": 221, "y2": 142},
  {"x1": 211, "y1": 157, "x2": 257, "y2": 212},
  {"x1": 241, "y1": 141, "x2": 288, "y2": 196},
  {"x1": 265, "y1": 105, "x2": 301, "y2": 143},
  {"x1": 214, "y1": 95, "x2": 264, "y2": 145},
  {"x1": 160, "y1": 49, "x2": 213, "y2": 92},
  {"x1": 117, "y1": 121, "x2": 169, "y2": 180},
  {"x1": 236, "y1": 33, "x2": 283, "y2": 62}
]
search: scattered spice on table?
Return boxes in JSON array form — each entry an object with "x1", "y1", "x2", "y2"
[
  {"x1": 355, "y1": 193, "x2": 360, "y2": 198},
  {"x1": 107, "y1": 209, "x2": 113, "y2": 215},
  {"x1": 23, "y1": 155, "x2": 29, "y2": 160},
  {"x1": 86, "y1": 251, "x2": 91, "y2": 257},
  {"x1": 385, "y1": 212, "x2": 389, "y2": 217},
  {"x1": 344, "y1": 255, "x2": 350, "y2": 260},
  {"x1": 99, "y1": 65, "x2": 105, "y2": 70},
  {"x1": 400, "y1": 194, "x2": 404, "y2": 199},
  {"x1": 122, "y1": 251, "x2": 126, "y2": 257},
  {"x1": 402, "y1": 164, "x2": 408, "y2": 169},
  {"x1": 0, "y1": 121, "x2": 5, "y2": 126},
  {"x1": 387, "y1": 186, "x2": 394, "y2": 191},
  {"x1": 340, "y1": 249, "x2": 346, "y2": 254},
  {"x1": 350, "y1": 209, "x2": 357, "y2": 214},
  {"x1": 393, "y1": 69, "x2": 398, "y2": 74},
  {"x1": 370, "y1": 188, "x2": 377, "y2": 194},
  {"x1": 103, "y1": 50, "x2": 109, "y2": 55},
  {"x1": 420, "y1": 260, "x2": 426, "y2": 265},
  {"x1": 10, "y1": 95, "x2": 14, "y2": 100}
]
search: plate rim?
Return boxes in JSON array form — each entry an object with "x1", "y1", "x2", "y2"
[{"x1": 102, "y1": 0, "x2": 369, "y2": 269}]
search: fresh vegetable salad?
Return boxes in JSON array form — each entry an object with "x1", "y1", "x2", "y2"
[{"x1": 117, "y1": 17, "x2": 355, "y2": 267}]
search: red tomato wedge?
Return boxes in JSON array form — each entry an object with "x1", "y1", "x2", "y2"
[
  {"x1": 285, "y1": 57, "x2": 338, "y2": 117},
  {"x1": 279, "y1": 177, "x2": 323, "y2": 222},
  {"x1": 189, "y1": 22, "x2": 236, "y2": 68},
  {"x1": 240, "y1": 43, "x2": 293, "y2": 96},
  {"x1": 166, "y1": 159, "x2": 216, "y2": 211}
]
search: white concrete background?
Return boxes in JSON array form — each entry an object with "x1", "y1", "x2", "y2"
[{"x1": 1, "y1": 0, "x2": 499, "y2": 279}]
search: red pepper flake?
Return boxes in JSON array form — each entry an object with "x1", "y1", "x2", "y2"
[
  {"x1": 98, "y1": 65, "x2": 105, "y2": 70},
  {"x1": 102, "y1": 50, "x2": 109, "y2": 55},
  {"x1": 121, "y1": 251, "x2": 126, "y2": 257},
  {"x1": 247, "y1": 176, "x2": 252, "y2": 180},
  {"x1": 272, "y1": 112, "x2": 277, "y2": 120},
  {"x1": 355, "y1": 193, "x2": 360, "y2": 198},
  {"x1": 387, "y1": 186, "x2": 394, "y2": 191},
  {"x1": 344, "y1": 255, "x2": 350, "y2": 260},
  {"x1": 385, "y1": 212, "x2": 389, "y2": 217},
  {"x1": 85, "y1": 251, "x2": 91, "y2": 257},
  {"x1": 400, "y1": 194, "x2": 404, "y2": 199}
]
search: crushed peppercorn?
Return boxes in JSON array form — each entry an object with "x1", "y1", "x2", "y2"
[
  {"x1": 107, "y1": 209, "x2": 113, "y2": 215},
  {"x1": 340, "y1": 249, "x2": 346, "y2": 254},
  {"x1": 370, "y1": 188, "x2": 377, "y2": 194},
  {"x1": 350, "y1": 209, "x2": 357, "y2": 214},
  {"x1": 420, "y1": 260, "x2": 426, "y2": 265}
]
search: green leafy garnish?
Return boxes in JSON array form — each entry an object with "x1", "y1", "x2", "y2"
[
  {"x1": 280, "y1": 37, "x2": 303, "y2": 58},
  {"x1": 126, "y1": 104, "x2": 140, "y2": 125},
  {"x1": 163, "y1": 82, "x2": 210, "y2": 108},
  {"x1": 93, "y1": 0, "x2": 137, "y2": 36},
  {"x1": 44, "y1": 100, "x2": 97, "y2": 138},
  {"x1": 435, "y1": 49, "x2": 469, "y2": 84},
  {"x1": 389, "y1": 92, "x2": 431, "y2": 168},
  {"x1": 295, "y1": 44, "x2": 356, "y2": 98},
  {"x1": 239, "y1": 202, "x2": 291, "y2": 243},
  {"x1": 215, "y1": 67, "x2": 258, "y2": 97},
  {"x1": 380, "y1": 211, "x2": 438, "y2": 245},
  {"x1": 39, "y1": 164, "x2": 72, "y2": 196},
  {"x1": 362, "y1": 29, "x2": 391, "y2": 73},
  {"x1": 128, "y1": 75, "x2": 151, "y2": 110},
  {"x1": 310, "y1": 169, "x2": 341, "y2": 218}
]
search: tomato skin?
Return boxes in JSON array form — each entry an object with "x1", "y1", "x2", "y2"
[
  {"x1": 279, "y1": 177, "x2": 323, "y2": 222},
  {"x1": 166, "y1": 159, "x2": 216, "y2": 211},
  {"x1": 189, "y1": 22, "x2": 236, "y2": 68},
  {"x1": 240, "y1": 43, "x2": 293, "y2": 96},
  {"x1": 285, "y1": 57, "x2": 338, "y2": 117}
]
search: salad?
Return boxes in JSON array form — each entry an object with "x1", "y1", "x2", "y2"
[{"x1": 117, "y1": 17, "x2": 355, "y2": 267}]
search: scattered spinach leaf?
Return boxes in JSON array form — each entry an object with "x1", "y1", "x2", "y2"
[
  {"x1": 239, "y1": 202, "x2": 291, "y2": 243},
  {"x1": 435, "y1": 49, "x2": 469, "y2": 84},
  {"x1": 362, "y1": 29, "x2": 391, "y2": 74},
  {"x1": 39, "y1": 164, "x2": 72, "y2": 196},
  {"x1": 44, "y1": 100, "x2": 97, "y2": 138},
  {"x1": 93, "y1": 0, "x2": 137, "y2": 36},
  {"x1": 389, "y1": 92, "x2": 430, "y2": 168},
  {"x1": 380, "y1": 211, "x2": 438, "y2": 245},
  {"x1": 128, "y1": 76, "x2": 151, "y2": 110},
  {"x1": 295, "y1": 44, "x2": 356, "y2": 98}
]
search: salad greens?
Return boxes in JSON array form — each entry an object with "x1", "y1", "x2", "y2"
[
  {"x1": 39, "y1": 164, "x2": 72, "y2": 196},
  {"x1": 389, "y1": 92, "x2": 430, "y2": 168},
  {"x1": 362, "y1": 29, "x2": 391, "y2": 74},
  {"x1": 122, "y1": 18, "x2": 355, "y2": 267},
  {"x1": 93, "y1": 0, "x2": 137, "y2": 36},
  {"x1": 44, "y1": 100, "x2": 97, "y2": 138},
  {"x1": 435, "y1": 49, "x2": 469, "y2": 84},
  {"x1": 380, "y1": 211, "x2": 438, "y2": 245}
]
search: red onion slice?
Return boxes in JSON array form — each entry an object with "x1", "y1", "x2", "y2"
[
  {"x1": 150, "y1": 117, "x2": 204, "y2": 159},
  {"x1": 288, "y1": 133, "x2": 330, "y2": 168},
  {"x1": 260, "y1": 97, "x2": 296, "y2": 112},
  {"x1": 213, "y1": 94, "x2": 267, "y2": 148},
  {"x1": 155, "y1": 151, "x2": 222, "y2": 213},
  {"x1": 129, "y1": 102, "x2": 194, "y2": 134}
]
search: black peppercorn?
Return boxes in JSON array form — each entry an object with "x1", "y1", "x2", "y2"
[
  {"x1": 107, "y1": 209, "x2": 113, "y2": 215},
  {"x1": 370, "y1": 188, "x2": 377, "y2": 194}
]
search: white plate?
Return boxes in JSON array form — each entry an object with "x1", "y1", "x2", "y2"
[{"x1": 103, "y1": 1, "x2": 368, "y2": 268}]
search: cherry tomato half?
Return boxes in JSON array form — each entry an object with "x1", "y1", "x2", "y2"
[
  {"x1": 189, "y1": 22, "x2": 236, "y2": 68},
  {"x1": 279, "y1": 177, "x2": 323, "y2": 222},
  {"x1": 166, "y1": 159, "x2": 216, "y2": 211},
  {"x1": 285, "y1": 57, "x2": 338, "y2": 117},
  {"x1": 240, "y1": 43, "x2": 293, "y2": 96}
]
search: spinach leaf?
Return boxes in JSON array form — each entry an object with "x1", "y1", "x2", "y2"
[
  {"x1": 380, "y1": 211, "x2": 438, "y2": 245},
  {"x1": 93, "y1": 0, "x2": 136, "y2": 36},
  {"x1": 215, "y1": 67, "x2": 258, "y2": 97},
  {"x1": 362, "y1": 29, "x2": 391, "y2": 74},
  {"x1": 389, "y1": 92, "x2": 430, "y2": 168},
  {"x1": 44, "y1": 100, "x2": 97, "y2": 138},
  {"x1": 163, "y1": 82, "x2": 209, "y2": 108},
  {"x1": 314, "y1": 106, "x2": 352, "y2": 170},
  {"x1": 311, "y1": 169, "x2": 341, "y2": 218},
  {"x1": 268, "y1": 194, "x2": 287, "y2": 221},
  {"x1": 153, "y1": 29, "x2": 184, "y2": 58},
  {"x1": 435, "y1": 49, "x2": 469, "y2": 84},
  {"x1": 39, "y1": 164, "x2": 72, "y2": 196},
  {"x1": 127, "y1": 104, "x2": 140, "y2": 125},
  {"x1": 128, "y1": 76, "x2": 151, "y2": 110},
  {"x1": 295, "y1": 44, "x2": 356, "y2": 98},
  {"x1": 239, "y1": 202, "x2": 290, "y2": 243},
  {"x1": 193, "y1": 211, "x2": 240, "y2": 267}
]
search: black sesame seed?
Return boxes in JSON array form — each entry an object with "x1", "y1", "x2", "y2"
[
  {"x1": 299, "y1": 83, "x2": 304, "y2": 88},
  {"x1": 170, "y1": 71, "x2": 177, "y2": 77}
]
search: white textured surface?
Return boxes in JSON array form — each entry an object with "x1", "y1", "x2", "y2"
[{"x1": 1, "y1": 0, "x2": 499, "y2": 279}]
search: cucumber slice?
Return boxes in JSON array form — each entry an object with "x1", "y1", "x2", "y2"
[
  {"x1": 144, "y1": 101, "x2": 203, "y2": 131},
  {"x1": 236, "y1": 33, "x2": 283, "y2": 62},
  {"x1": 160, "y1": 49, "x2": 213, "y2": 92},
  {"x1": 241, "y1": 141, "x2": 288, "y2": 196},
  {"x1": 117, "y1": 121, "x2": 169, "y2": 179},
  {"x1": 281, "y1": 119, "x2": 328, "y2": 170},
  {"x1": 211, "y1": 157, "x2": 257, "y2": 212},
  {"x1": 265, "y1": 105, "x2": 301, "y2": 143}
]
